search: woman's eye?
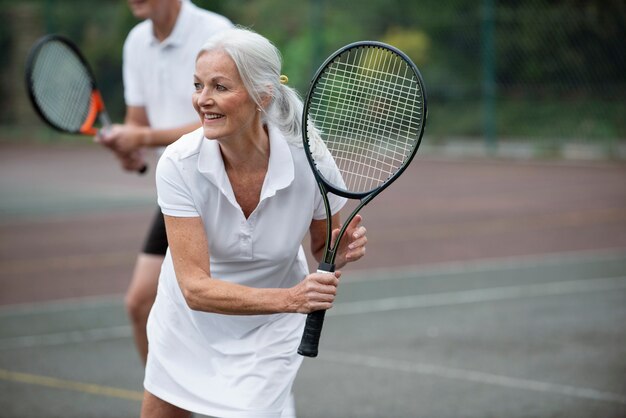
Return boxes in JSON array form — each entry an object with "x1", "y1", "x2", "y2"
[
  {"x1": 193, "y1": 82, "x2": 202, "y2": 91},
  {"x1": 216, "y1": 84, "x2": 227, "y2": 91}
]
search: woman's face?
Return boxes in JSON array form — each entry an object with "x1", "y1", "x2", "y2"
[{"x1": 192, "y1": 50, "x2": 260, "y2": 142}]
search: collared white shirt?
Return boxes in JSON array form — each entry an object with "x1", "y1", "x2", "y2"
[
  {"x1": 145, "y1": 126, "x2": 345, "y2": 416},
  {"x1": 123, "y1": 1, "x2": 232, "y2": 130}
]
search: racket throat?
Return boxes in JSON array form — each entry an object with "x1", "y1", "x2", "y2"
[{"x1": 317, "y1": 261, "x2": 336, "y2": 273}]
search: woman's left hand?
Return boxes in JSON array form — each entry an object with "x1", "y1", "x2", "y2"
[{"x1": 332, "y1": 214, "x2": 367, "y2": 268}]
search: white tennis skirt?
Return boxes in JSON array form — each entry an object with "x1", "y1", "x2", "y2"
[{"x1": 144, "y1": 284, "x2": 305, "y2": 417}]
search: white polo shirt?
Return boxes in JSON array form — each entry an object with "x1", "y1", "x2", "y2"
[
  {"x1": 123, "y1": 1, "x2": 232, "y2": 131},
  {"x1": 145, "y1": 125, "x2": 346, "y2": 416}
]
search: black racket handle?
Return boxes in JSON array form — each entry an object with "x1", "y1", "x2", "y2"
[
  {"x1": 298, "y1": 262, "x2": 335, "y2": 357},
  {"x1": 298, "y1": 309, "x2": 326, "y2": 357}
]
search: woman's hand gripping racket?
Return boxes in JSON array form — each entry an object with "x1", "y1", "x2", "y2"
[
  {"x1": 298, "y1": 41, "x2": 427, "y2": 357},
  {"x1": 25, "y1": 34, "x2": 147, "y2": 174}
]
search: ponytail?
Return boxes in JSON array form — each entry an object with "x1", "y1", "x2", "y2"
[{"x1": 266, "y1": 82, "x2": 303, "y2": 144}]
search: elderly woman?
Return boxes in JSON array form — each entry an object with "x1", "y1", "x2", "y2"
[{"x1": 141, "y1": 27, "x2": 368, "y2": 418}]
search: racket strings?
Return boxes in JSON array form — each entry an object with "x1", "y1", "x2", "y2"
[
  {"x1": 307, "y1": 46, "x2": 425, "y2": 193},
  {"x1": 313, "y1": 77, "x2": 421, "y2": 150},
  {"x1": 29, "y1": 41, "x2": 94, "y2": 131}
]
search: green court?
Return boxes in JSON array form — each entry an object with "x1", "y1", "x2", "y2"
[
  {"x1": 1, "y1": 144, "x2": 625, "y2": 417},
  {"x1": 1, "y1": 251, "x2": 625, "y2": 417}
]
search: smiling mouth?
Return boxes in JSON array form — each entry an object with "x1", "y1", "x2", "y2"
[{"x1": 204, "y1": 113, "x2": 224, "y2": 121}]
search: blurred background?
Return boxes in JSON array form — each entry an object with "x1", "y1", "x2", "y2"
[
  {"x1": 1, "y1": 0, "x2": 624, "y2": 156},
  {"x1": 1, "y1": 1, "x2": 625, "y2": 417}
]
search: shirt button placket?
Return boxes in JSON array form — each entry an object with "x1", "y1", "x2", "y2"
[{"x1": 241, "y1": 220, "x2": 253, "y2": 259}]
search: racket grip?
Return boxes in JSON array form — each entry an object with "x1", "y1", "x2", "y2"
[
  {"x1": 298, "y1": 262, "x2": 335, "y2": 358},
  {"x1": 298, "y1": 310, "x2": 326, "y2": 357}
]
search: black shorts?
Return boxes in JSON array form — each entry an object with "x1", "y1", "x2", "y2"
[{"x1": 142, "y1": 208, "x2": 168, "y2": 256}]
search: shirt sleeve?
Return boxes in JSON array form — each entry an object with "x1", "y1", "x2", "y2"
[
  {"x1": 156, "y1": 153, "x2": 199, "y2": 217},
  {"x1": 122, "y1": 33, "x2": 145, "y2": 107},
  {"x1": 313, "y1": 193, "x2": 347, "y2": 220}
]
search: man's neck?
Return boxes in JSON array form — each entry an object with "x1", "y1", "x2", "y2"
[{"x1": 152, "y1": 0, "x2": 182, "y2": 42}]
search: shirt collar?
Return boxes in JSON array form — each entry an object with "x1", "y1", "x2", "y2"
[
  {"x1": 197, "y1": 124, "x2": 295, "y2": 202},
  {"x1": 148, "y1": 0, "x2": 190, "y2": 48},
  {"x1": 262, "y1": 124, "x2": 295, "y2": 200}
]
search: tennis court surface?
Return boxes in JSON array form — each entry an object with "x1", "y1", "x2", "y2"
[{"x1": 1, "y1": 143, "x2": 625, "y2": 417}]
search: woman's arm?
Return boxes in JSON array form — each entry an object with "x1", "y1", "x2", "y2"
[{"x1": 165, "y1": 215, "x2": 340, "y2": 315}]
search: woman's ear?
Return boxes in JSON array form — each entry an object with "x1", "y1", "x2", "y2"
[{"x1": 259, "y1": 86, "x2": 273, "y2": 110}]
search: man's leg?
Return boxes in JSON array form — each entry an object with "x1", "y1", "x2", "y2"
[
  {"x1": 125, "y1": 253, "x2": 163, "y2": 364},
  {"x1": 126, "y1": 208, "x2": 168, "y2": 364}
]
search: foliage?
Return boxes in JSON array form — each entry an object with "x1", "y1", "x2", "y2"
[{"x1": 1, "y1": 0, "x2": 624, "y2": 144}]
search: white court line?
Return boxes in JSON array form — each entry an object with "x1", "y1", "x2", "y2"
[
  {"x1": 344, "y1": 247, "x2": 626, "y2": 283},
  {"x1": 1, "y1": 276, "x2": 624, "y2": 350},
  {"x1": 329, "y1": 276, "x2": 626, "y2": 317},
  {"x1": 0, "y1": 294, "x2": 124, "y2": 318},
  {"x1": 0, "y1": 325, "x2": 131, "y2": 350},
  {"x1": 322, "y1": 350, "x2": 626, "y2": 405},
  {"x1": 1, "y1": 247, "x2": 624, "y2": 318}
]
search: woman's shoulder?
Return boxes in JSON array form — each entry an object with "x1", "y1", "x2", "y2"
[
  {"x1": 162, "y1": 127, "x2": 205, "y2": 162},
  {"x1": 274, "y1": 126, "x2": 304, "y2": 157}
]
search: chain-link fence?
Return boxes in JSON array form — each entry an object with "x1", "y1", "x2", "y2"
[
  {"x1": 1, "y1": 0, "x2": 624, "y2": 157},
  {"x1": 400, "y1": 0, "x2": 625, "y2": 157}
]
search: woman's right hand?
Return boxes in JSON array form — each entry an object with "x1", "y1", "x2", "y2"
[{"x1": 287, "y1": 271, "x2": 341, "y2": 314}]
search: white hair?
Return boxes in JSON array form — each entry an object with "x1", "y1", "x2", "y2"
[{"x1": 197, "y1": 27, "x2": 305, "y2": 145}]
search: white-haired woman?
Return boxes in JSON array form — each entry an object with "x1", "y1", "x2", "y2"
[{"x1": 141, "y1": 27, "x2": 368, "y2": 418}]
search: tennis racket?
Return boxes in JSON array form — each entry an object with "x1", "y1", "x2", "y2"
[
  {"x1": 25, "y1": 34, "x2": 147, "y2": 174},
  {"x1": 298, "y1": 41, "x2": 427, "y2": 357}
]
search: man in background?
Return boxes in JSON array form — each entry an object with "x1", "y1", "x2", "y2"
[{"x1": 97, "y1": 0, "x2": 232, "y2": 364}]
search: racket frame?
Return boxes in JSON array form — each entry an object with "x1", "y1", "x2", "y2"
[
  {"x1": 25, "y1": 34, "x2": 146, "y2": 174},
  {"x1": 298, "y1": 40, "x2": 427, "y2": 357},
  {"x1": 25, "y1": 34, "x2": 111, "y2": 136}
]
